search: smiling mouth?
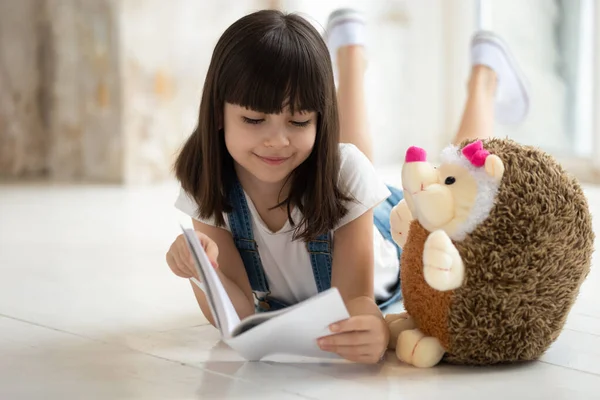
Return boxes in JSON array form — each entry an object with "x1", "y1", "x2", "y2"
[{"x1": 256, "y1": 154, "x2": 291, "y2": 165}]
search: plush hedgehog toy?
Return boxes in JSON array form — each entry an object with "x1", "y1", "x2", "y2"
[{"x1": 385, "y1": 138, "x2": 594, "y2": 368}]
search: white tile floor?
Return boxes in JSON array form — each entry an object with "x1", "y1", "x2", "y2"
[{"x1": 1, "y1": 178, "x2": 599, "y2": 399}]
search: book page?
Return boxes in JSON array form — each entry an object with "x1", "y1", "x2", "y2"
[
  {"x1": 225, "y1": 288, "x2": 350, "y2": 360},
  {"x1": 181, "y1": 228, "x2": 241, "y2": 336}
]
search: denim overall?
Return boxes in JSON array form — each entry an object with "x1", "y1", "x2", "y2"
[{"x1": 226, "y1": 179, "x2": 404, "y2": 313}]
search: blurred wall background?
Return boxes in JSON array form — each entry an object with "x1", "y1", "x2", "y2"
[{"x1": 1, "y1": 0, "x2": 598, "y2": 184}]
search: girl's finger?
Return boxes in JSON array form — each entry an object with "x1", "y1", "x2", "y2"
[
  {"x1": 177, "y1": 241, "x2": 196, "y2": 272},
  {"x1": 198, "y1": 234, "x2": 219, "y2": 268},
  {"x1": 323, "y1": 344, "x2": 378, "y2": 361},
  {"x1": 167, "y1": 252, "x2": 184, "y2": 275},
  {"x1": 318, "y1": 331, "x2": 373, "y2": 347},
  {"x1": 172, "y1": 249, "x2": 194, "y2": 278},
  {"x1": 167, "y1": 252, "x2": 192, "y2": 278},
  {"x1": 339, "y1": 346, "x2": 384, "y2": 365},
  {"x1": 329, "y1": 315, "x2": 375, "y2": 333}
]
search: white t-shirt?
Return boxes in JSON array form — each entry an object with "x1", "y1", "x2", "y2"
[{"x1": 174, "y1": 143, "x2": 400, "y2": 305}]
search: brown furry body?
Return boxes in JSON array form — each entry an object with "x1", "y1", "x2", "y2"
[
  {"x1": 401, "y1": 139, "x2": 594, "y2": 365},
  {"x1": 401, "y1": 221, "x2": 453, "y2": 349}
]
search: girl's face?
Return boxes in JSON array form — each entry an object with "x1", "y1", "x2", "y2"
[{"x1": 223, "y1": 102, "x2": 317, "y2": 186}]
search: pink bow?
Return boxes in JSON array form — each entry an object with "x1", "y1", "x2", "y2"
[{"x1": 462, "y1": 140, "x2": 489, "y2": 167}]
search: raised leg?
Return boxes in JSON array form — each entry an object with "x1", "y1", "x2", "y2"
[
  {"x1": 326, "y1": 9, "x2": 372, "y2": 160},
  {"x1": 452, "y1": 66, "x2": 497, "y2": 145},
  {"x1": 452, "y1": 31, "x2": 530, "y2": 145}
]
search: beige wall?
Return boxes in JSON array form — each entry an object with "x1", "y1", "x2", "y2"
[
  {"x1": 0, "y1": 0, "x2": 127, "y2": 182},
  {"x1": 118, "y1": 0, "x2": 270, "y2": 184},
  {"x1": 0, "y1": 0, "x2": 271, "y2": 183},
  {"x1": 0, "y1": 0, "x2": 48, "y2": 178}
]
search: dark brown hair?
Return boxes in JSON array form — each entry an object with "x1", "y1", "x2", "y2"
[{"x1": 175, "y1": 9, "x2": 350, "y2": 241}]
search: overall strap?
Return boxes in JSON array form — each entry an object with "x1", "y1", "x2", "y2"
[
  {"x1": 227, "y1": 177, "x2": 335, "y2": 310},
  {"x1": 226, "y1": 179, "x2": 270, "y2": 293},
  {"x1": 306, "y1": 233, "x2": 333, "y2": 292}
]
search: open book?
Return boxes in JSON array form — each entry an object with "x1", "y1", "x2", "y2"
[{"x1": 181, "y1": 227, "x2": 350, "y2": 361}]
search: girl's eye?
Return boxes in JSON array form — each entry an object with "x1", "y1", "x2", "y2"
[
  {"x1": 243, "y1": 117, "x2": 264, "y2": 125},
  {"x1": 291, "y1": 120, "x2": 311, "y2": 128}
]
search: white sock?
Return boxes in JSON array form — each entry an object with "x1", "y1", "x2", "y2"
[
  {"x1": 325, "y1": 10, "x2": 367, "y2": 78},
  {"x1": 327, "y1": 21, "x2": 366, "y2": 54}
]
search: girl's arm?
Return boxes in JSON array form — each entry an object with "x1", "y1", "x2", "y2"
[
  {"x1": 330, "y1": 210, "x2": 381, "y2": 317},
  {"x1": 190, "y1": 220, "x2": 256, "y2": 326},
  {"x1": 320, "y1": 210, "x2": 389, "y2": 363}
]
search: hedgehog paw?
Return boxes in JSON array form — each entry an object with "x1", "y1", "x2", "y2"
[
  {"x1": 423, "y1": 230, "x2": 465, "y2": 291},
  {"x1": 396, "y1": 329, "x2": 445, "y2": 368},
  {"x1": 390, "y1": 199, "x2": 413, "y2": 248},
  {"x1": 386, "y1": 313, "x2": 416, "y2": 350}
]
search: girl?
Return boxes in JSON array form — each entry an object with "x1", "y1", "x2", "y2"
[{"x1": 166, "y1": 9, "x2": 529, "y2": 364}]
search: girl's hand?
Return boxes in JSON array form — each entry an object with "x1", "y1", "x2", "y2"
[
  {"x1": 166, "y1": 231, "x2": 219, "y2": 279},
  {"x1": 317, "y1": 314, "x2": 389, "y2": 364}
]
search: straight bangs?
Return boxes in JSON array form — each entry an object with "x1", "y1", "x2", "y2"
[{"x1": 217, "y1": 20, "x2": 328, "y2": 115}]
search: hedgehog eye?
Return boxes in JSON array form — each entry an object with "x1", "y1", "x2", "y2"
[{"x1": 444, "y1": 176, "x2": 456, "y2": 185}]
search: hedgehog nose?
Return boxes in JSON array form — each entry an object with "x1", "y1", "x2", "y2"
[{"x1": 405, "y1": 146, "x2": 427, "y2": 163}]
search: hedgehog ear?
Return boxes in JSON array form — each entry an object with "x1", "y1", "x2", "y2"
[{"x1": 485, "y1": 154, "x2": 504, "y2": 183}]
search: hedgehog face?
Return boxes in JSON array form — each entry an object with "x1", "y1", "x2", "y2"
[{"x1": 402, "y1": 141, "x2": 505, "y2": 241}]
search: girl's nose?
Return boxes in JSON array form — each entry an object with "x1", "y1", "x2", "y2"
[
  {"x1": 405, "y1": 146, "x2": 426, "y2": 163},
  {"x1": 264, "y1": 130, "x2": 290, "y2": 148}
]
